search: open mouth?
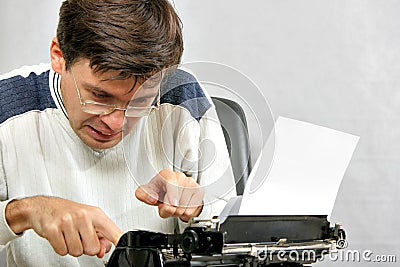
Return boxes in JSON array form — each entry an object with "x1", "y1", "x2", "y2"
[{"x1": 86, "y1": 126, "x2": 121, "y2": 141}]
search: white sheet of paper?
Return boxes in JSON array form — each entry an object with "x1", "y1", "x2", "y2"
[{"x1": 239, "y1": 117, "x2": 359, "y2": 218}]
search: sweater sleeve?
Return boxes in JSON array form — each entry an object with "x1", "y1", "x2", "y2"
[
  {"x1": 0, "y1": 199, "x2": 22, "y2": 246},
  {"x1": 0, "y1": 134, "x2": 22, "y2": 245}
]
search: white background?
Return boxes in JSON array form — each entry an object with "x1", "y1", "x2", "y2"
[{"x1": 1, "y1": 0, "x2": 399, "y2": 266}]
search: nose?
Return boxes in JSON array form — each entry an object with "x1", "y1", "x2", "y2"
[{"x1": 99, "y1": 110, "x2": 125, "y2": 131}]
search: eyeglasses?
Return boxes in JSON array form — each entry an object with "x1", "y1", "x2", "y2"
[{"x1": 70, "y1": 67, "x2": 160, "y2": 117}]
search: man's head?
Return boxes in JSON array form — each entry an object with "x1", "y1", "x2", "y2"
[
  {"x1": 50, "y1": 0, "x2": 183, "y2": 150},
  {"x1": 57, "y1": 0, "x2": 183, "y2": 79}
]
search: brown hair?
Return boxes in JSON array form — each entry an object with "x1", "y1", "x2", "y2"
[{"x1": 57, "y1": 0, "x2": 183, "y2": 80}]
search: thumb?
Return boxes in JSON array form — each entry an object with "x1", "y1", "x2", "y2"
[
  {"x1": 93, "y1": 217, "x2": 122, "y2": 247},
  {"x1": 96, "y1": 236, "x2": 112, "y2": 258}
]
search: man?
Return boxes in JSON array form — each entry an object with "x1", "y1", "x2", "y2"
[{"x1": 0, "y1": 0, "x2": 235, "y2": 266}]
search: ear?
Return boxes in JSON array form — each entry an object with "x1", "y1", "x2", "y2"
[{"x1": 50, "y1": 37, "x2": 66, "y2": 75}]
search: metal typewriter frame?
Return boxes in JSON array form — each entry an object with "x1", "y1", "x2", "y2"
[
  {"x1": 182, "y1": 217, "x2": 345, "y2": 266},
  {"x1": 106, "y1": 216, "x2": 346, "y2": 267}
]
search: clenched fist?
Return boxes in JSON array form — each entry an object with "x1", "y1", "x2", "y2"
[
  {"x1": 135, "y1": 169, "x2": 204, "y2": 222},
  {"x1": 6, "y1": 196, "x2": 122, "y2": 258}
]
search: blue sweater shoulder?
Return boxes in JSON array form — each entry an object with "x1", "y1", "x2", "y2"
[
  {"x1": 160, "y1": 69, "x2": 212, "y2": 121},
  {"x1": 0, "y1": 70, "x2": 56, "y2": 124}
]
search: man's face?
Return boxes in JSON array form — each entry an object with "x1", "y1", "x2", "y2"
[{"x1": 60, "y1": 60, "x2": 141, "y2": 150}]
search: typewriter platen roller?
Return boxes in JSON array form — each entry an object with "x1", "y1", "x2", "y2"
[{"x1": 106, "y1": 197, "x2": 346, "y2": 267}]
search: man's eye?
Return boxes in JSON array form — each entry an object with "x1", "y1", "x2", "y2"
[
  {"x1": 131, "y1": 98, "x2": 151, "y2": 106},
  {"x1": 92, "y1": 92, "x2": 108, "y2": 98}
]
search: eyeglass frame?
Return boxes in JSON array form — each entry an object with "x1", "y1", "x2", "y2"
[{"x1": 70, "y1": 66, "x2": 161, "y2": 117}]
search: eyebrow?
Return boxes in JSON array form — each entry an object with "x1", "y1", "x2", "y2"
[
  {"x1": 131, "y1": 93, "x2": 158, "y2": 100},
  {"x1": 81, "y1": 81, "x2": 138, "y2": 97}
]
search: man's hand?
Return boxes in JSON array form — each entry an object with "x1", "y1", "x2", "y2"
[
  {"x1": 5, "y1": 196, "x2": 122, "y2": 258},
  {"x1": 135, "y1": 169, "x2": 204, "y2": 222}
]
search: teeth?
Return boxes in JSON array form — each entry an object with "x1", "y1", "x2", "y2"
[
  {"x1": 91, "y1": 127, "x2": 119, "y2": 136},
  {"x1": 95, "y1": 129, "x2": 113, "y2": 136}
]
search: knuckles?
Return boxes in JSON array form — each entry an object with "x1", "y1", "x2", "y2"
[
  {"x1": 60, "y1": 213, "x2": 74, "y2": 227},
  {"x1": 30, "y1": 197, "x2": 113, "y2": 258},
  {"x1": 58, "y1": 208, "x2": 92, "y2": 227},
  {"x1": 158, "y1": 169, "x2": 201, "y2": 189},
  {"x1": 139, "y1": 170, "x2": 204, "y2": 221},
  {"x1": 41, "y1": 223, "x2": 60, "y2": 238}
]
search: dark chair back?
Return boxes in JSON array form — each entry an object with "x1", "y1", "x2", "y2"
[{"x1": 211, "y1": 97, "x2": 252, "y2": 195}]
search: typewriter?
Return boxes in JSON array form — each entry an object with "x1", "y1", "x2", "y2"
[{"x1": 106, "y1": 197, "x2": 346, "y2": 267}]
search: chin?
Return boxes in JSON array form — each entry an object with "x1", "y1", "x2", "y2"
[
  {"x1": 89, "y1": 142, "x2": 120, "y2": 150},
  {"x1": 81, "y1": 135, "x2": 122, "y2": 150}
]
